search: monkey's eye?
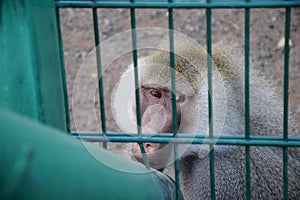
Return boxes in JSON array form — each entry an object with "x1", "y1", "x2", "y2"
[{"x1": 150, "y1": 90, "x2": 162, "y2": 98}]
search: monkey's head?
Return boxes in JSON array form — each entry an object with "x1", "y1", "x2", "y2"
[
  {"x1": 129, "y1": 51, "x2": 202, "y2": 170},
  {"x1": 113, "y1": 34, "x2": 227, "y2": 171}
]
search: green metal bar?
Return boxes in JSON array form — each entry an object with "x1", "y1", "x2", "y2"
[
  {"x1": 283, "y1": 8, "x2": 291, "y2": 143},
  {"x1": 206, "y1": 1, "x2": 216, "y2": 199},
  {"x1": 283, "y1": 147, "x2": 288, "y2": 200},
  {"x1": 130, "y1": 1, "x2": 142, "y2": 136},
  {"x1": 55, "y1": 7, "x2": 71, "y2": 132},
  {"x1": 244, "y1": 4, "x2": 251, "y2": 200},
  {"x1": 0, "y1": 109, "x2": 177, "y2": 200},
  {"x1": 206, "y1": 5, "x2": 213, "y2": 140},
  {"x1": 55, "y1": 1, "x2": 300, "y2": 9},
  {"x1": 168, "y1": 1, "x2": 181, "y2": 199},
  {"x1": 168, "y1": 5, "x2": 178, "y2": 139},
  {"x1": 245, "y1": 146, "x2": 251, "y2": 198},
  {"x1": 283, "y1": 7, "x2": 291, "y2": 200},
  {"x1": 130, "y1": 0, "x2": 150, "y2": 169},
  {"x1": 138, "y1": 143, "x2": 151, "y2": 169},
  {"x1": 71, "y1": 132, "x2": 300, "y2": 141},
  {"x1": 92, "y1": 4, "x2": 108, "y2": 148},
  {"x1": 244, "y1": 6, "x2": 251, "y2": 142},
  {"x1": 71, "y1": 134, "x2": 300, "y2": 147}
]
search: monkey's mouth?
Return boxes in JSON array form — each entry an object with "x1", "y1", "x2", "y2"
[
  {"x1": 132, "y1": 152, "x2": 166, "y2": 171},
  {"x1": 131, "y1": 153, "x2": 145, "y2": 164},
  {"x1": 131, "y1": 150, "x2": 156, "y2": 168}
]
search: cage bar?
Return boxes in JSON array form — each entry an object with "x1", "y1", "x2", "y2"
[
  {"x1": 130, "y1": 1, "x2": 142, "y2": 136},
  {"x1": 205, "y1": 1, "x2": 216, "y2": 199},
  {"x1": 72, "y1": 133, "x2": 300, "y2": 146},
  {"x1": 244, "y1": 3, "x2": 251, "y2": 199},
  {"x1": 283, "y1": 7, "x2": 291, "y2": 200},
  {"x1": 129, "y1": 0, "x2": 151, "y2": 169},
  {"x1": 55, "y1": 0, "x2": 300, "y2": 9},
  {"x1": 91, "y1": 4, "x2": 108, "y2": 149},
  {"x1": 167, "y1": 1, "x2": 181, "y2": 199},
  {"x1": 55, "y1": 7, "x2": 71, "y2": 132}
]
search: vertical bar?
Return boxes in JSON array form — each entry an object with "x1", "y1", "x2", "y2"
[
  {"x1": 130, "y1": 0, "x2": 150, "y2": 169},
  {"x1": 206, "y1": 1, "x2": 215, "y2": 199},
  {"x1": 283, "y1": 147, "x2": 289, "y2": 200},
  {"x1": 283, "y1": 9, "x2": 291, "y2": 142},
  {"x1": 283, "y1": 7, "x2": 291, "y2": 200},
  {"x1": 244, "y1": 2, "x2": 251, "y2": 200},
  {"x1": 55, "y1": 7, "x2": 71, "y2": 132},
  {"x1": 92, "y1": 4, "x2": 107, "y2": 148},
  {"x1": 130, "y1": 0, "x2": 142, "y2": 136},
  {"x1": 168, "y1": 1, "x2": 181, "y2": 199},
  {"x1": 244, "y1": 4, "x2": 251, "y2": 142},
  {"x1": 168, "y1": 7, "x2": 178, "y2": 138}
]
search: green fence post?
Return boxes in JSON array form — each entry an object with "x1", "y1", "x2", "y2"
[{"x1": 0, "y1": 0, "x2": 68, "y2": 131}]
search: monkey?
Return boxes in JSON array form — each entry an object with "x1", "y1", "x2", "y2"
[{"x1": 112, "y1": 33, "x2": 300, "y2": 200}]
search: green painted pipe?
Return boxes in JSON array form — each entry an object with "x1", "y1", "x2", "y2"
[{"x1": 0, "y1": 109, "x2": 177, "y2": 200}]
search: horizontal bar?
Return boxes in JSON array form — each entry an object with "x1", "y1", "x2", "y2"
[
  {"x1": 71, "y1": 132, "x2": 300, "y2": 140},
  {"x1": 71, "y1": 133, "x2": 300, "y2": 147},
  {"x1": 55, "y1": 1, "x2": 300, "y2": 9}
]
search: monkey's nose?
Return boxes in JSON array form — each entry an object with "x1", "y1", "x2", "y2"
[
  {"x1": 132, "y1": 142, "x2": 156, "y2": 154},
  {"x1": 142, "y1": 104, "x2": 167, "y2": 133},
  {"x1": 143, "y1": 143, "x2": 156, "y2": 153}
]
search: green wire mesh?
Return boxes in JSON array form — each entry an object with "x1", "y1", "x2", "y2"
[{"x1": 55, "y1": 1, "x2": 300, "y2": 200}]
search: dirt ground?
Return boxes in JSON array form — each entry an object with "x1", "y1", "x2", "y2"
[{"x1": 59, "y1": 8, "x2": 300, "y2": 165}]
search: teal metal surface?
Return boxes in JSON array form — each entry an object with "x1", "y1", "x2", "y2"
[
  {"x1": 1, "y1": 0, "x2": 68, "y2": 131},
  {"x1": 0, "y1": 109, "x2": 177, "y2": 200},
  {"x1": 0, "y1": 0, "x2": 41, "y2": 120},
  {"x1": 30, "y1": 0, "x2": 69, "y2": 131}
]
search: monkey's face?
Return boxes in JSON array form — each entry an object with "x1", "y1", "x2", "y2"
[{"x1": 131, "y1": 84, "x2": 186, "y2": 170}]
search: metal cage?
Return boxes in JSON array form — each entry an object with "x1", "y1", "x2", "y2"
[
  {"x1": 1, "y1": 0, "x2": 300, "y2": 200},
  {"x1": 54, "y1": 1, "x2": 300, "y2": 200}
]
